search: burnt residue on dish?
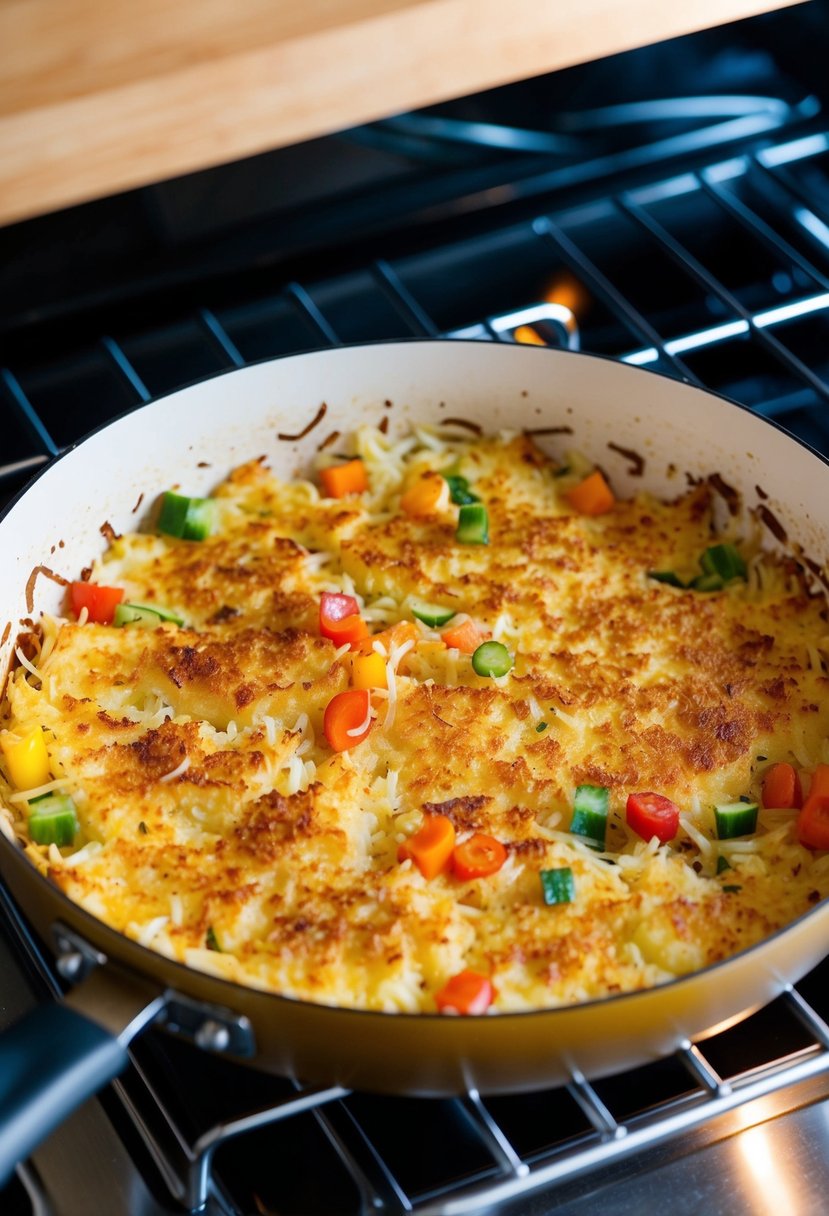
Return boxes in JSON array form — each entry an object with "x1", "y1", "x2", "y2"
[
  {"x1": 708, "y1": 473, "x2": 740, "y2": 516},
  {"x1": 278, "y1": 402, "x2": 328, "y2": 441},
  {"x1": 607, "y1": 442, "x2": 645, "y2": 477},
  {"x1": 24, "y1": 565, "x2": 69, "y2": 615},
  {"x1": 757, "y1": 503, "x2": 788, "y2": 545}
]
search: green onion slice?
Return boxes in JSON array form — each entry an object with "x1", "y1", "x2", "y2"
[
  {"x1": 28, "y1": 793, "x2": 79, "y2": 847},
  {"x1": 536, "y1": 721, "x2": 548, "y2": 733},
  {"x1": 570, "y1": 784, "x2": 609, "y2": 849},
  {"x1": 158, "y1": 491, "x2": 219, "y2": 541},
  {"x1": 471, "y1": 640, "x2": 513, "y2": 678},
  {"x1": 410, "y1": 600, "x2": 456, "y2": 628},
  {"x1": 648, "y1": 571, "x2": 686, "y2": 588},
  {"x1": 444, "y1": 475, "x2": 480, "y2": 506},
  {"x1": 714, "y1": 801, "x2": 759, "y2": 840},
  {"x1": 722, "y1": 884, "x2": 742, "y2": 894},
  {"x1": 716, "y1": 854, "x2": 732, "y2": 874},
  {"x1": 540, "y1": 867, "x2": 575, "y2": 906},
  {"x1": 699, "y1": 543, "x2": 747, "y2": 582},
  {"x1": 456, "y1": 503, "x2": 489, "y2": 545},
  {"x1": 114, "y1": 602, "x2": 185, "y2": 629},
  {"x1": 206, "y1": 926, "x2": 222, "y2": 952}
]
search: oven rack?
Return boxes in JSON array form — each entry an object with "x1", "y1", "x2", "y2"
[
  {"x1": 119, "y1": 985, "x2": 829, "y2": 1214},
  {"x1": 3, "y1": 129, "x2": 829, "y2": 497},
  {"x1": 3, "y1": 119, "x2": 829, "y2": 1214}
]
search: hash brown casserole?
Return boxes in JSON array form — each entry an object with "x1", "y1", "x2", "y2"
[{"x1": 2, "y1": 424, "x2": 829, "y2": 1013}]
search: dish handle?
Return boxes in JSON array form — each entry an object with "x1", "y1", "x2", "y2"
[{"x1": 0, "y1": 966, "x2": 165, "y2": 1186}]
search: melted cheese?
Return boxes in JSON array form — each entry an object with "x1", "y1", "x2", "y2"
[{"x1": 2, "y1": 427, "x2": 829, "y2": 1013}]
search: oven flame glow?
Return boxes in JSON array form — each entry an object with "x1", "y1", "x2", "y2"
[
  {"x1": 544, "y1": 274, "x2": 590, "y2": 324},
  {"x1": 513, "y1": 325, "x2": 547, "y2": 346}
]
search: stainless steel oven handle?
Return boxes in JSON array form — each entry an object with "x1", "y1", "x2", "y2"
[{"x1": 0, "y1": 965, "x2": 166, "y2": 1187}]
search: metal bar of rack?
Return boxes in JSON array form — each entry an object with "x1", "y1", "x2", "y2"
[{"x1": 3, "y1": 116, "x2": 829, "y2": 1216}]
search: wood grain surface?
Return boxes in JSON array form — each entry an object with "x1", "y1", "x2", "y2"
[{"x1": 0, "y1": 0, "x2": 807, "y2": 226}]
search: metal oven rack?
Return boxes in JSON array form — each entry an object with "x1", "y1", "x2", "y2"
[{"x1": 4, "y1": 116, "x2": 829, "y2": 1215}]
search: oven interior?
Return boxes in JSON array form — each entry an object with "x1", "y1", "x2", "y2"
[{"x1": 3, "y1": 4, "x2": 829, "y2": 1213}]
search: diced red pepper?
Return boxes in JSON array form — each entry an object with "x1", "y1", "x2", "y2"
[
  {"x1": 452, "y1": 833, "x2": 507, "y2": 880},
  {"x1": 626, "y1": 791, "x2": 680, "y2": 843},
  {"x1": 323, "y1": 689, "x2": 372, "y2": 751},
  {"x1": 69, "y1": 581, "x2": 124, "y2": 625},
  {"x1": 435, "y1": 970, "x2": 495, "y2": 1015},
  {"x1": 319, "y1": 592, "x2": 368, "y2": 648}
]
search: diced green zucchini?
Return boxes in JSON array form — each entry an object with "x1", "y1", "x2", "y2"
[
  {"x1": 28, "y1": 793, "x2": 79, "y2": 847},
  {"x1": 471, "y1": 640, "x2": 513, "y2": 678},
  {"x1": 114, "y1": 602, "x2": 184, "y2": 628},
  {"x1": 691, "y1": 573, "x2": 724, "y2": 593},
  {"x1": 456, "y1": 503, "x2": 489, "y2": 545},
  {"x1": 714, "y1": 801, "x2": 758, "y2": 839},
  {"x1": 699, "y1": 543, "x2": 747, "y2": 582},
  {"x1": 410, "y1": 601, "x2": 456, "y2": 628},
  {"x1": 570, "y1": 784, "x2": 609, "y2": 849},
  {"x1": 648, "y1": 571, "x2": 686, "y2": 588},
  {"x1": 443, "y1": 475, "x2": 480, "y2": 506},
  {"x1": 540, "y1": 867, "x2": 575, "y2": 906},
  {"x1": 158, "y1": 492, "x2": 218, "y2": 541}
]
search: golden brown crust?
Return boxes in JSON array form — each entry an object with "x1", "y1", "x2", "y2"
[{"x1": 5, "y1": 429, "x2": 829, "y2": 1012}]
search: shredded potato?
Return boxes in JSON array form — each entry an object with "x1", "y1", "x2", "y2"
[{"x1": 2, "y1": 426, "x2": 829, "y2": 1013}]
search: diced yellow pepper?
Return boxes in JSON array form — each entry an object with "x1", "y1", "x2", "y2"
[
  {"x1": 1, "y1": 726, "x2": 51, "y2": 790},
  {"x1": 351, "y1": 651, "x2": 387, "y2": 691}
]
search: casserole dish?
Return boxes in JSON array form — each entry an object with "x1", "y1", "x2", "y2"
[{"x1": 1, "y1": 339, "x2": 828, "y2": 1183}]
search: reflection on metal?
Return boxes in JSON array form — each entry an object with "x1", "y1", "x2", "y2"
[
  {"x1": 621, "y1": 292, "x2": 829, "y2": 368},
  {"x1": 0, "y1": 368, "x2": 58, "y2": 456},
  {"x1": 380, "y1": 97, "x2": 817, "y2": 167},
  {"x1": 487, "y1": 302, "x2": 580, "y2": 350},
  {"x1": 558, "y1": 95, "x2": 797, "y2": 127},
  {"x1": 420, "y1": 1030, "x2": 829, "y2": 1216},
  {"x1": 377, "y1": 114, "x2": 584, "y2": 157},
  {"x1": 735, "y1": 1124, "x2": 799, "y2": 1216},
  {"x1": 757, "y1": 132, "x2": 829, "y2": 168},
  {"x1": 184, "y1": 1082, "x2": 352, "y2": 1211},
  {"x1": 794, "y1": 207, "x2": 829, "y2": 251},
  {"x1": 755, "y1": 290, "x2": 829, "y2": 329}
]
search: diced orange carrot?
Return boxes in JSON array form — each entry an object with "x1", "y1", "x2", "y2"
[
  {"x1": 566, "y1": 470, "x2": 615, "y2": 516},
  {"x1": 397, "y1": 814, "x2": 456, "y2": 879},
  {"x1": 806, "y1": 764, "x2": 829, "y2": 802},
  {"x1": 319, "y1": 459, "x2": 368, "y2": 498},
  {"x1": 761, "y1": 762, "x2": 802, "y2": 810},
  {"x1": 441, "y1": 616, "x2": 484, "y2": 654},
  {"x1": 400, "y1": 472, "x2": 447, "y2": 517},
  {"x1": 359, "y1": 620, "x2": 419, "y2": 661},
  {"x1": 797, "y1": 795, "x2": 829, "y2": 850}
]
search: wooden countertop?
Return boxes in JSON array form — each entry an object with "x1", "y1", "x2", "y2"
[{"x1": 0, "y1": 0, "x2": 806, "y2": 227}]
